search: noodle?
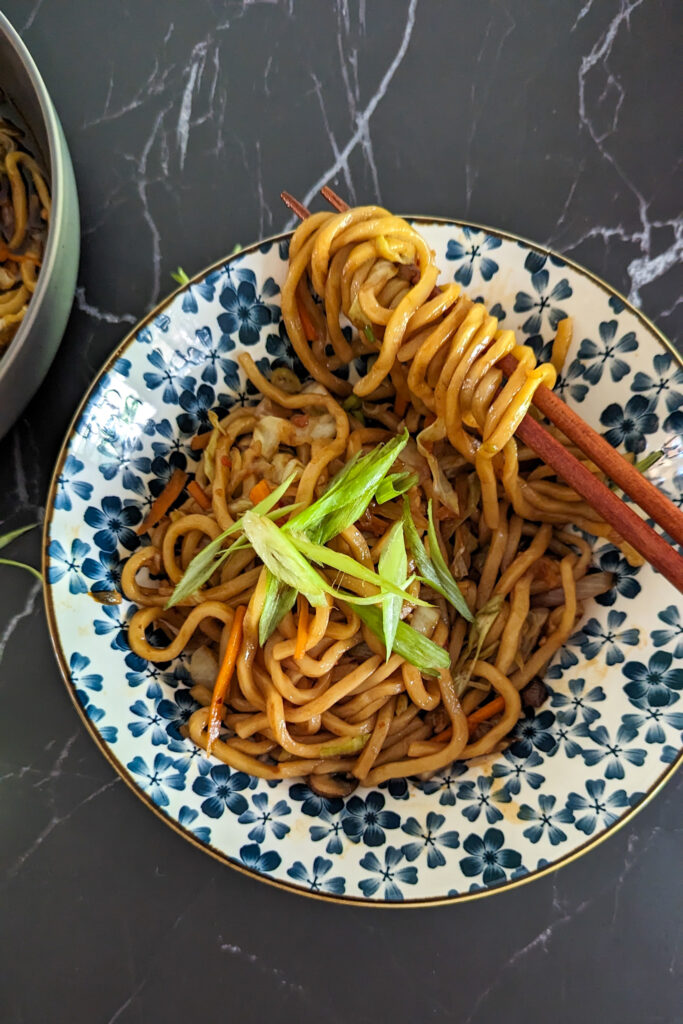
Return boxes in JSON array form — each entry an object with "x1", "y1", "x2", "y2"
[
  {"x1": 0, "y1": 112, "x2": 50, "y2": 354},
  {"x1": 122, "y1": 206, "x2": 617, "y2": 789}
]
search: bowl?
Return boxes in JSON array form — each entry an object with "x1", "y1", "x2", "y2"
[
  {"x1": 0, "y1": 12, "x2": 79, "y2": 440},
  {"x1": 43, "y1": 220, "x2": 682, "y2": 904}
]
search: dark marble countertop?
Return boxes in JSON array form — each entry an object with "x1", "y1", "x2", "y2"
[{"x1": 1, "y1": 2, "x2": 681, "y2": 1021}]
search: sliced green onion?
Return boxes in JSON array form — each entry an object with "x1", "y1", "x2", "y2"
[
  {"x1": 289, "y1": 532, "x2": 427, "y2": 606},
  {"x1": 402, "y1": 498, "x2": 473, "y2": 622},
  {"x1": 259, "y1": 572, "x2": 297, "y2": 645},
  {"x1": 167, "y1": 474, "x2": 298, "y2": 607},
  {"x1": 0, "y1": 523, "x2": 39, "y2": 551},
  {"x1": 352, "y1": 604, "x2": 450, "y2": 677},
  {"x1": 171, "y1": 267, "x2": 190, "y2": 286},
  {"x1": 286, "y1": 430, "x2": 409, "y2": 543},
  {"x1": 378, "y1": 522, "x2": 407, "y2": 660},
  {"x1": 454, "y1": 595, "x2": 503, "y2": 696},
  {"x1": 242, "y1": 512, "x2": 329, "y2": 606},
  {"x1": 364, "y1": 324, "x2": 377, "y2": 346},
  {"x1": 375, "y1": 471, "x2": 418, "y2": 504},
  {"x1": 318, "y1": 734, "x2": 368, "y2": 757}
]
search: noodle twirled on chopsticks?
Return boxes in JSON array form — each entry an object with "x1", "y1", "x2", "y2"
[{"x1": 122, "y1": 207, "x2": 617, "y2": 790}]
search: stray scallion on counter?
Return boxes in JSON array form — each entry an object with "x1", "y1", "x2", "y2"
[{"x1": 0, "y1": 523, "x2": 42, "y2": 582}]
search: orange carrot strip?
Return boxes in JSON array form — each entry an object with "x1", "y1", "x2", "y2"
[
  {"x1": 294, "y1": 596, "x2": 309, "y2": 660},
  {"x1": 190, "y1": 431, "x2": 212, "y2": 451},
  {"x1": 136, "y1": 469, "x2": 188, "y2": 534},
  {"x1": 466, "y1": 695, "x2": 505, "y2": 733},
  {"x1": 297, "y1": 298, "x2": 317, "y2": 342},
  {"x1": 249, "y1": 480, "x2": 271, "y2": 505},
  {"x1": 188, "y1": 479, "x2": 211, "y2": 510},
  {"x1": 207, "y1": 605, "x2": 247, "y2": 755},
  {"x1": 0, "y1": 245, "x2": 41, "y2": 265}
]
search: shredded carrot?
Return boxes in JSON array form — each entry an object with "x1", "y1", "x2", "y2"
[
  {"x1": 466, "y1": 696, "x2": 505, "y2": 733},
  {"x1": 221, "y1": 455, "x2": 231, "y2": 468},
  {"x1": 190, "y1": 431, "x2": 212, "y2": 450},
  {"x1": 207, "y1": 605, "x2": 247, "y2": 755},
  {"x1": 294, "y1": 596, "x2": 309, "y2": 660},
  {"x1": 249, "y1": 480, "x2": 271, "y2": 505},
  {"x1": 188, "y1": 479, "x2": 211, "y2": 510},
  {"x1": 297, "y1": 298, "x2": 317, "y2": 342},
  {"x1": 136, "y1": 469, "x2": 188, "y2": 534}
]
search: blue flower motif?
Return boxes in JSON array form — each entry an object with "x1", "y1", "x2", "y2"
[
  {"x1": 157, "y1": 688, "x2": 198, "y2": 741},
  {"x1": 97, "y1": 430, "x2": 151, "y2": 495},
  {"x1": 143, "y1": 347, "x2": 195, "y2": 404},
  {"x1": 622, "y1": 651, "x2": 683, "y2": 707},
  {"x1": 459, "y1": 827, "x2": 522, "y2": 885},
  {"x1": 127, "y1": 752, "x2": 186, "y2": 807},
  {"x1": 81, "y1": 701, "x2": 118, "y2": 743},
  {"x1": 54, "y1": 455, "x2": 93, "y2": 511},
  {"x1": 287, "y1": 856, "x2": 345, "y2": 894},
  {"x1": 549, "y1": 677, "x2": 606, "y2": 726},
  {"x1": 577, "y1": 320, "x2": 637, "y2": 385},
  {"x1": 593, "y1": 547, "x2": 641, "y2": 606},
  {"x1": 518, "y1": 794, "x2": 574, "y2": 845},
  {"x1": 69, "y1": 651, "x2": 103, "y2": 692},
  {"x1": 186, "y1": 325, "x2": 240, "y2": 388},
  {"x1": 491, "y1": 748, "x2": 545, "y2": 797},
  {"x1": 123, "y1": 651, "x2": 190, "y2": 698},
  {"x1": 288, "y1": 782, "x2": 343, "y2": 818},
  {"x1": 341, "y1": 792, "x2": 400, "y2": 847},
  {"x1": 147, "y1": 418, "x2": 193, "y2": 473},
  {"x1": 417, "y1": 763, "x2": 468, "y2": 806},
  {"x1": 84, "y1": 496, "x2": 141, "y2": 552},
  {"x1": 81, "y1": 549, "x2": 122, "y2": 593},
  {"x1": 555, "y1": 357, "x2": 589, "y2": 404},
  {"x1": 511, "y1": 708, "x2": 558, "y2": 757},
  {"x1": 652, "y1": 605, "x2": 683, "y2": 658},
  {"x1": 238, "y1": 792, "x2": 291, "y2": 842},
  {"x1": 456, "y1": 775, "x2": 504, "y2": 823},
  {"x1": 47, "y1": 538, "x2": 90, "y2": 594},
  {"x1": 445, "y1": 229, "x2": 501, "y2": 286},
  {"x1": 514, "y1": 252, "x2": 572, "y2": 334},
  {"x1": 621, "y1": 696, "x2": 683, "y2": 745},
  {"x1": 217, "y1": 279, "x2": 273, "y2": 347},
  {"x1": 400, "y1": 812, "x2": 460, "y2": 867},
  {"x1": 128, "y1": 698, "x2": 167, "y2": 746},
  {"x1": 569, "y1": 611, "x2": 639, "y2": 666},
  {"x1": 544, "y1": 642, "x2": 580, "y2": 680},
  {"x1": 358, "y1": 847, "x2": 418, "y2": 900},
  {"x1": 580, "y1": 723, "x2": 646, "y2": 779},
  {"x1": 239, "y1": 842, "x2": 281, "y2": 874},
  {"x1": 179, "y1": 271, "x2": 221, "y2": 314},
  {"x1": 380, "y1": 777, "x2": 410, "y2": 800},
  {"x1": 192, "y1": 764, "x2": 250, "y2": 819},
  {"x1": 630, "y1": 352, "x2": 682, "y2": 429},
  {"x1": 178, "y1": 804, "x2": 211, "y2": 844},
  {"x1": 565, "y1": 778, "x2": 630, "y2": 834},
  {"x1": 264, "y1": 320, "x2": 307, "y2": 379},
  {"x1": 600, "y1": 395, "x2": 659, "y2": 455},
  {"x1": 309, "y1": 807, "x2": 345, "y2": 855},
  {"x1": 552, "y1": 717, "x2": 590, "y2": 759},
  {"x1": 93, "y1": 603, "x2": 135, "y2": 652},
  {"x1": 176, "y1": 381, "x2": 233, "y2": 436}
]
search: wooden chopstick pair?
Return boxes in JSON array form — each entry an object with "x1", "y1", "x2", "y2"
[{"x1": 280, "y1": 188, "x2": 683, "y2": 593}]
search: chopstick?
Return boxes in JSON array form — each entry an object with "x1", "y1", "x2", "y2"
[{"x1": 280, "y1": 189, "x2": 683, "y2": 593}]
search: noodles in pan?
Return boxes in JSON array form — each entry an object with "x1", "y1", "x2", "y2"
[
  {"x1": 122, "y1": 206, "x2": 620, "y2": 792},
  {"x1": 0, "y1": 113, "x2": 50, "y2": 354}
]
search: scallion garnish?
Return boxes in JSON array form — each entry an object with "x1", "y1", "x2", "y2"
[
  {"x1": 402, "y1": 498, "x2": 473, "y2": 621},
  {"x1": 378, "y1": 522, "x2": 407, "y2": 660},
  {"x1": 171, "y1": 267, "x2": 190, "y2": 286},
  {"x1": 375, "y1": 471, "x2": 418, "y2": 504},
  {"x1": 352, "y1": 604, "x2": 450, "y2": 677}
]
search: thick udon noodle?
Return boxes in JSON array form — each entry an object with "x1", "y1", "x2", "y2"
[
  {"x1": 123, "y1": 206, "x2": 616, "y2": 791},
  {"x1": 0, "y1": 115, "x2": 50, "y2": 353}
]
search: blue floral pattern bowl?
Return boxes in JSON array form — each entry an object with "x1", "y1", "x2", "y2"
[{"x1": 43, "y1": 220, "x2": 683, "y2": 905}]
